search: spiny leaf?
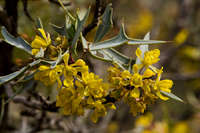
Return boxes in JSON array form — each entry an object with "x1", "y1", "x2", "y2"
[
  {"x1": 90, "y1": 24, "x2": 127, "y2": 51},
  {"x1": 1, "y1": 27, "x2": 32, "y2": 55},
  {"x1": 0, "y1": 60, "x2": 41, "y2": 86},
  {"x1": 0, "y1": 67, "x2": 29, "y2": 86},
  {"x1": 161, "y1": 90, "x2": 184, "y2": 102},
  {"x1": 90, "y1": 24, "x2": 167, "y2": 51},
  {"x1": 100, "y1": 49, "x2": 131, "y2": 65},
  {"x1": 128, "y1": 38, "x2": 166, "y2": 45},
  {"x1": 94, "y1": 4, "x2": 113, "y2": 42},
  {"x1": 71, "y1": 8, "x2": 90, "y2": 54}
]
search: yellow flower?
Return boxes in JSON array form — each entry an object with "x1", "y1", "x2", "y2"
[
  {"x1": 31, "y1": 28, "x2": 51, "y2": 55},
  {"x1": 131, "y1": 73, "x2": 143, "y2": 88},
  {"x1": 154, "y1": 68, "x2": 173, "y2": 100},
  {"x1": 90, "y1": 100, "x2": 107, "y2": 123},
  {"x1": 136, "y1": 48, "x2": 160, "y2": 67},
  {"x1": 143, "y1": 68, "x2": 156, "y2": 78},
  {"x1": 135, "y1": 113, "x2": 153, "y2": 127},
  {"x1": 34, "y1": 65, "x2": 63, "y2": 87},
  {"x1": 172, "y1": 122, "x2": 189, "y2": 133},
  {"x1": 130, "y1": 88, "x2": 140, "y2": 98},
  {"x1": 174, "y1": 29, "x2": 188, "y2": 45}
]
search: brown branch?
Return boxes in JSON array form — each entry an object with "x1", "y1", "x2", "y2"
[
  {"x1": 5, "y1": 84, "x2": 59, "y2": 112},
  {"x1": 21, "y1": 0, "x2": 34, "y2": 21}
]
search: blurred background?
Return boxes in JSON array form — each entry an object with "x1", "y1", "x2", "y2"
[{"x1": 0, "y1": 0, "x2": 200, "y2": 133}]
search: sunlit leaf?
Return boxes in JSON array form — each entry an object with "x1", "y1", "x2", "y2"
[
  {"x1": 81, "y1": 33, "x2": 88, "y2": 49},
  {"x1": 1, "y1": 27, "x2": 32, "y2": 55},
  {"x1": 90, "y1": 24, "x2": 127, "y2": 51},
  {"x1": 90, "y1": 25, "x2": 166, "y2": 51}
]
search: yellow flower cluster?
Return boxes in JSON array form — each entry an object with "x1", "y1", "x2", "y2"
[
  {"x1": 108, "y1": 48, "x2": 173, "y2": 115},
  {"x1": 34, "y1": 53, "x2": 115, "y2": 123},
  {"x1": 31, "y1": 28, "x2": 173, "y2": 122}
]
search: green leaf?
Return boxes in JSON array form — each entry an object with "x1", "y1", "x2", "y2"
[
  {"x1": 100, "y1": 49, "x2": 131, "y2": 68},
  {"x1": 94, "y1": 4, "x2": 113, "y2": 42},
  {"x1": 36, "y1": 17, "x2": 43, "y2": 29},
  {"x1": 81, "y1": 33, "x2": 88, "y2": 49},
  {"x1": 90, "y1": 24, "x2": 127, "y2": 51},
  {"x1": 89, "y1": 47, "x2": 133, "y2": 70},
  {"x1": 1, "y1": 26, "x2": 32, "y2": 55},
  {"x1": 128, "y1": 38, "x2": 166, "y2": 45},
  {"x1": 160, "y1": 90, "x2": 183, "y2": 102},
  {"x1": 71, "y1": 8, "x2": 90, "y2": 54},
  {"x1": 136, "y1": 32, "x2": 150, "y2": 64},
  {"x1": 90, "y1": 24, "x2": 167, "y2": 51},
  {"x1": 0, "y1": 66, "x2": 29, "y2": 86},
  {"x1": 0, "y1": 60, "x2": 41, "y2": 86},
  {"x1": 51, "y1": 24, "x2": 67, "y2": 36}
]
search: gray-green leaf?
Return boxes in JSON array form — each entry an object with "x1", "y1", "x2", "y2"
[
  {"x1": 0, "y1": 60, "x2": 41, "y2": 86},
  {"x1": 1, "y1": 26, "x2": 32, "y2": 55},
  {"x1": 72, "y1": 8, "x2": 90, "y2": 54},
  {"x1": 94, "y1": 4, "x2": 113, "y2": 42},
  {"x1": 161, "y1": 90, "x2": 183, "y2": 102},
  {"x1": 90, "y1": 24, "x2": 127, "y2": 51}
]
